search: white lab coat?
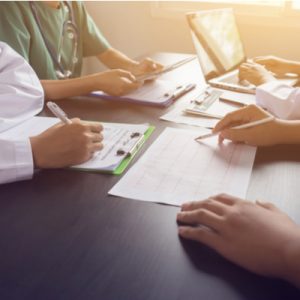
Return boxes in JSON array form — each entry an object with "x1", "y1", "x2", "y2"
[
  {"x1": 0, "y1": 42, "x2": 44, "y2": 184},
  {"x1": 256, "y1": 81, "x2": 300, "y2": 120}
]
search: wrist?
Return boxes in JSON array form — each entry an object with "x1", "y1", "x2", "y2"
[
  {"x1": 86, "y1": 73, "x2": 106, "y2": 92},
  {"x1": 29, "y1": 136, "x2": 44, "y2": 169}
]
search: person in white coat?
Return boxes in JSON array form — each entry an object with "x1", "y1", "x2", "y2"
[
  {"x1": 239, "y1": 56, "x2": 300, "y2": 120},
  {"x1": 0, "y1": 42, "x2": 103, "y2": 184}
]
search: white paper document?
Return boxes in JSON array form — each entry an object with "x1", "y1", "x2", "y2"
[
  {"x1": 109, "y1": 127, "x2": 256, "y2": 206},
  {"x1": 161, "y1": 97, "x2": 216, "y2": 128},
  {"x1": 160, "y1": 87, "x2": 254, "y2": 128},
  {"x1": 0, "y1": 116, "x2": 149, "y2": 172},
  {"x1": 184, "y1": 96, "x2": 239, "y2": 119},
  {"x1": 220, "y1": 89, "x2": 256, "y2": 106}
]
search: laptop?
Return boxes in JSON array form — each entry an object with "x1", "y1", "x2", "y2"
[{"x1": 186, "y1": 8, "x2": 297, "y2": 95}]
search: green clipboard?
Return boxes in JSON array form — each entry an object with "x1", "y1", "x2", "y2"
[
  {"x1": 72, "y1": 125, "x2": 155, "y2": 175},
  {"x1": 111, "y1": 125, "x2": 155, "y2": 175}
]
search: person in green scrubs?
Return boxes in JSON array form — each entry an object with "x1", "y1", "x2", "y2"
[{"x1": 0, "y1": 1, "x2": 162, "y2": 100}]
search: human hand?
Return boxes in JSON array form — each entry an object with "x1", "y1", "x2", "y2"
[
  {"x1": 177, "y1": 194, "x2": 300, "y2": 282},
  {"x1": 129, "y1": 57, "x2": 164, "y2": 77},
  {"x1": 212, "y1": 104, "x2": 282, "y2": 146},
  {"x1": 239, "y1": 62, "x2": 276, "y2": 86},
  {"x1": 253, "y1": 55, "x2": 294, "y2": 76},
  {"x1": 96, "y1": 69, "x2": 141, "y2": 96},
  {"x1": 30, "y1": 119, "x2": 103, "y2": 168}
]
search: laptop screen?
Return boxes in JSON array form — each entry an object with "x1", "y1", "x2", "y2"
[{"x1": 187, "y1": 8, "x2": 246, "y2": 80}]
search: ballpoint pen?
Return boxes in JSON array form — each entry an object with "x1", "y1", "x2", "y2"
[
  {"x1": 195, "y1": 116, "x2": 275, "y2": 141},
  {"x1": 46, "y1": 101, "x2": 72, "y2": 124}
]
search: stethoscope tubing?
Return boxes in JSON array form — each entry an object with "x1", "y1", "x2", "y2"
[{"x1": 29, "y1": 1, "x2": 79, "y2": 77}]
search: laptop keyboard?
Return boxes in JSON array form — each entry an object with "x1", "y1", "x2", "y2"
[{"x1": 221, "y1": 73, "x2": 254, "y2": 89}]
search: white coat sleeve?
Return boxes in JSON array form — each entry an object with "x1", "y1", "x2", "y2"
[
  {"x1": 0, "y1": 41, "x2": 44, "y2": 132},
  {"x1": 0, "y1": 42, "x2": 44, "y2": 184},
  {"x1": 0, "y1": 138, "x2": 34, "y2": 184},
  {"x1": 256, "y1": 81, "x2": 300, "y2": 120}
]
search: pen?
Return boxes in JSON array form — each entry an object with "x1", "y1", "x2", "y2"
[
  {"x1": 46, "y1": 101, "x2": 72, "y2": 124},
  {"x1": 195, "y1": 116, "x2": 275, "y2": 141}
]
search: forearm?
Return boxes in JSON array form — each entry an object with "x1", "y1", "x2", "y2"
[
  {"x1": 282, "y1": 229, "x2": 300, "y2": 288},
  {"x1": 286, "y1": 60, "x2": 300, "y2": 75},
  {"x1": 97, "y1": 48, "x2": 137, "y2": 71},
  {"x1": 41, "y1": 75, "x2": 99, "y2": 100},
  {"x1": 275, "y1": 119, "x2": 300, "y2": 144}
]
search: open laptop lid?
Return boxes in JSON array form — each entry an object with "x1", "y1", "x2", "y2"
[{"x1": 186, "y1": 8, "x2": 247, "y2": 80}]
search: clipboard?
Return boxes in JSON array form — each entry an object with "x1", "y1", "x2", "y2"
[
  {"x1": 111, "y1": 125, "x2": 155, "y2": 175},
  {"x1": 72, "y1": 125, "x2": 155, "y2": 175},
  {"x1": 184, "y1": 89, "x2": 241, "y2": 119},
  {"x1": 184, "y1": 89, "x2": 223, "y2": 118},
  {"x1": 90, "y1": 81, "x2": 196, "y2": 107}
]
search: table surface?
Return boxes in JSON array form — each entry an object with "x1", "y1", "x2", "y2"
[{"x1": 1, "y1": 53, "x2": 300, "y2": 300}]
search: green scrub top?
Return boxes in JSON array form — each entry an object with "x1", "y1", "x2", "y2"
[{"x1": 0, "y1": 1, "x2": 110, "y2": 79}]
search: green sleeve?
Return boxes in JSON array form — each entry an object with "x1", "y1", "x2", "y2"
[
  {"x1": 75, "y1": 2, "x2": 111, "y2": 57},
  {"x1": 0, "y1": 3, "x2": 30, "y2": 62}
]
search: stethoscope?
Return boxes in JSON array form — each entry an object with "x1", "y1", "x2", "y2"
[{"x1": 30, "y1": 1, "x2": 79, "y2": 79}]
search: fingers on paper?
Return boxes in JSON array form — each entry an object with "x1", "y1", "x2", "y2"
[{"x1": 177, "y1": 209, "x2": 223, "y2": 232}]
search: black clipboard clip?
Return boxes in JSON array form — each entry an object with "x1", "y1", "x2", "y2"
[{"x1": 116, "y1": 133, "x2": 145, "y2": 158}]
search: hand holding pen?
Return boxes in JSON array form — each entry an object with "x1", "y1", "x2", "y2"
[
  {"x1": 195, "y1": 105, "x2": 279, "y2": 147},
  {"x1": 29, "y1": 102, "x2": 104, "y2": 169}
]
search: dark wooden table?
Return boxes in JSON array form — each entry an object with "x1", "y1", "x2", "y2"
[{"x1": 1, "y1": 54, "x2": 300, "y2": 300}]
